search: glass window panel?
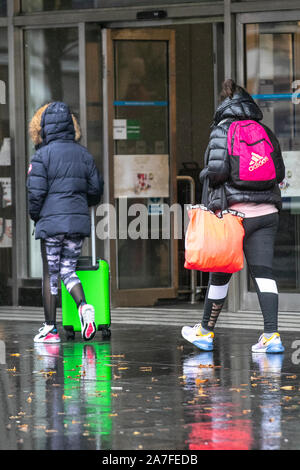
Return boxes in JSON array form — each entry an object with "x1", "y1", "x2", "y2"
[
  {"x1": 86, "y1": 25, "x2": 102, "y2": 167},
  {"x1": 113, "y1": 39, "x2": 171, "y2": 289},
  {"x1": 24, "y1": 28, "x2": 79, "y2": 278},
  {"x1": 0, "y1": 1, "x2": 6, "y2": 16},
  {"x1": 22, "y1": 0, "x2": 216, "y2": 13},
  {"x1": 85, "y1": 25, "x2": 104, "y2": 259},
  {"x1": 22, "y1": 0, "x2": 94, "y2": 12},
  {"x1": 114, "y1": 40, "x2": 168, "y2": 156},
  {"x1": 0, "y1": 28, "x2": 13, "y2": 305},
  {"x1": 245, "y1": 22, "x2": 300, "y2": 293},
  {"x1": 117, "y1": 220, "x2": 171, "y2": 290}
]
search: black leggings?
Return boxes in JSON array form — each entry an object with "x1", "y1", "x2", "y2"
[{"x1": 201, "y1": 212, "x2": 279, "y2": 333}]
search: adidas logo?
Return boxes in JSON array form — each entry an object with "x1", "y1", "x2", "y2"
[{"x1": 249, "y1": 152, "x2": 269, "y2": 172}]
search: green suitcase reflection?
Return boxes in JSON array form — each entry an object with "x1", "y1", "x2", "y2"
[{"x1": 63, "y1": 342, "x2": 113, "y2": 445}]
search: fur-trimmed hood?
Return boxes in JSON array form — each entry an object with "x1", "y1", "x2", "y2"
[{"x1": 29, "y1": 102, "x2": 81, "y2": 147}]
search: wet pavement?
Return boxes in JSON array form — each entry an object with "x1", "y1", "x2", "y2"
[{"x1": 0, "y1": 319, "x2": 300, "y2": 451}]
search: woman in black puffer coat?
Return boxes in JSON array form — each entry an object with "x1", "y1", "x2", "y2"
[
  {"x1": 200, "y1": 82, "x2": 284, "y2": 212},
  {"x1": 27, "y1": 102, "x2": 103, "y2": 344},
  {"x1": 181, "y1": 80, "x2": 286, "y2": 354}
]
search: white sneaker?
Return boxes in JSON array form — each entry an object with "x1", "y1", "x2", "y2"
[
  {"x1": 251, "y1": 333, "x2": 284, "y2": 353},
  {"x1": 78, "y1": 304, "x2": 96, "y2": 341},
  {"x1": 34, "y1": 324, "x2": 61, "y2": 343},
  {"x1": 181, "y1": 323, "x2": 214, "y2": 351}
]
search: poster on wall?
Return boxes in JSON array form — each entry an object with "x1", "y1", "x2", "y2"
[
  {"x1": 280, "y1": 151, "x2": 300, "y2": 198},
  {"x1": 114, "y1": 154, "x2": 169, "y2": 198},
  {"x1": 0, "y1": 177, "x2": 12, "y2": 248}
]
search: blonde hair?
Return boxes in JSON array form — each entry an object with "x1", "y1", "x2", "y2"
[{"x1": 28, "y1": 103, "x2": 81, "y2": 146}]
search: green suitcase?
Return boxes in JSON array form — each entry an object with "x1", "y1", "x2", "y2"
[
  {"x1": 61, "y1": 207, "x2": 111, "y2": 340},
  {"x1": 61, "y1": 258, "x2": 111, "y2": 340}
]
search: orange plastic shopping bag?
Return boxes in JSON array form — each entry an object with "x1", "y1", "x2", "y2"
[{"x1": 184, "y1": 205, "x2": 245, "y2": 273}]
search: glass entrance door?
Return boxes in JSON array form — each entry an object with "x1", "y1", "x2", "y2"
[
  {"x1": 102, "y1": 29, "x2": 177, "y2": 306},
  {"x1": 238, "y1": 14, "x2": 300, "y2": 311}
]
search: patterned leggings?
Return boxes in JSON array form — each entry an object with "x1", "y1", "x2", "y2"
[
  {"x1": 42, "y1": 235, "x2": 84, "y2": 295},
  {"x1": 41, "y1": 234, "x2": 86, "y2": 324}
]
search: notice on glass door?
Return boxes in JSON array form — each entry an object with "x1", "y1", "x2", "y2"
[
  {"x1": 280, "y1": 151, "x2": 300, "y2": 198},
  {"x1": 114, "y1": 154, "x2": 169, "y2": 198},
  {"x1": 113, "y1": 119, "x2": 141, "y2": 140}
]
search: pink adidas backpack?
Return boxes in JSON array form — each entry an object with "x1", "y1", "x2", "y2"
[{"x1": 227, "y1": 120, "x2": 276, "y2": 190}]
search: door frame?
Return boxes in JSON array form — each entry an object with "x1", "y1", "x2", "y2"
[
  {"x1": 102, "y1": 28, "x2": 177, "y2": 307},
  {"x1": 237, "y1": 10, "x2": 300, "y2": 312}
]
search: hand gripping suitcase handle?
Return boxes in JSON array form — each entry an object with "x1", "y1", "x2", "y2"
[{"x1": 91, "y1": 206, "x2": 96, "y2": 267}]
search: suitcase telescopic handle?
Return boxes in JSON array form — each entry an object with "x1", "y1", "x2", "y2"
[{"x1": 91, "y1": 206, "x2": 96, "y2": 267}]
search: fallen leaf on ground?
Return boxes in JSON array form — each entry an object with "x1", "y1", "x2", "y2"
[
  {"x1": 195, "y1": 379, "x2": 208, "y2": 385},
  {"x1": 18, "y1": 424, "x2": 29, "y2": 432}
]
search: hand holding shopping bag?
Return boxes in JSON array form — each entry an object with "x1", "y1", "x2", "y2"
[{"x1": 184, "y1": 179, "x2": 245, "y2": 273}]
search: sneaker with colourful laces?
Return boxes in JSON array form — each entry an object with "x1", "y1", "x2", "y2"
[
  {"x1": 78, "y1": 304, "x2": 96, "y2": 341},
  {"x1": 181, "y1": 323, "x2": 214, "y2": 351},
  {"x1": 34, "y1": 324, "x2": 61, "y2": 343},
  {"x1": 251, "y1": 333, "x2": 284, "y2": 353}
]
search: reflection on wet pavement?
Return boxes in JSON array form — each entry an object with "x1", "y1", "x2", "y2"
[{"x1": 0, "y1": 321, "x2": 300, "y2": 450}]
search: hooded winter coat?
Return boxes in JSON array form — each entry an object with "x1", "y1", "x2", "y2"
[
  {"x1": 200, "y1": 88, "x2": 285, "y2": 212},
  {"x1": 27, "y1": 102, "x2": 104, "y2": 239}
]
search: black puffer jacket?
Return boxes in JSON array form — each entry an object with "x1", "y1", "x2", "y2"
[
  {"x1": 200, "y1": 89, "x2": 285, "y2": 211},
  {"x1": 27, "y1": 102, "x2": 103, "y2": 239}
]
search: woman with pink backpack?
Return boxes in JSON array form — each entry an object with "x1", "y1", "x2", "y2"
[{"x1": 181, "y1": 79, "x2": 286, "y2": 354}]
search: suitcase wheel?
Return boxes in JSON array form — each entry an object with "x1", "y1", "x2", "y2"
[
  {"x1": 64, "y1": 326, "x2": 76, "y2": 341},
  {"x1": 101, "y1": 327, "x2": 111, "y2": 339}
]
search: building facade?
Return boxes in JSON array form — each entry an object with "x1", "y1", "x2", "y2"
[{"x1": 0, "y1": 0, "x2": 300, "y2": 320}]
